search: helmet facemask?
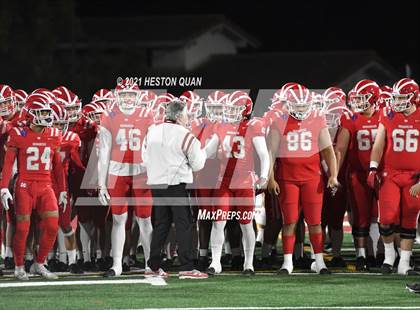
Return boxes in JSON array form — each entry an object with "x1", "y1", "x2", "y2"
[
  {"x1": 0, "y1": 97, "x2": 15, "y2": 117},
  {"x1": 116, "y1": 91, "x2": 139, "y2": 112},
  {"x1": 29, "y1": 108, "x2": 53, "y2": 127},
  {"x1": 287, "y1": 101, "x2": 312, "y2": 121},
  {"x1": 350, "y1": 94, "x2": 371, "y2": 112},
  {"x1": 53, "y1": 119, "x2": 69, "y2": 134},
  {"x1": 65, "y1": 104, "x2": 81, "y2": 122},
  {"x1": 391, "y1": 93, "x2": 413, "y2": 112},
  {"x1": 223, "y1": 104, "x2": 245, "y2": 123},
  {"x1": 206, "y1": 103, "x2": 224, "y2": 122}
]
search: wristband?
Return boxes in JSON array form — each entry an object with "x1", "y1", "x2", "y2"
[{"x1": 369, "y1": 161, "x2": 379, "y2": 169}]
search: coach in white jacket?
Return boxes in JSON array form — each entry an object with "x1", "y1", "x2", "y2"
[{"x1": 142, "y1": 100, "x2": 208, "y2": 278}]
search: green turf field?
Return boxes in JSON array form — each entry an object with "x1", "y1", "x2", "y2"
[
  {"x1": 0, "y1": 273, "x2": 419, "y2": 310},
  {"x1": 0, "y1": 233, "x2": 419, "y2": 310}
]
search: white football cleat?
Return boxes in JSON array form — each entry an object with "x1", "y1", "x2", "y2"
[
  {"x1": 30, "y1": 263, "x2": 58, "y2": 280},
  {"x1": 14, "y1": 267, "x2": 29, "y2": 281}
]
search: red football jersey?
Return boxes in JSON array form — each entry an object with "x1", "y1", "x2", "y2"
[
  {"x1": 340, "y1": 111, "x2": 380, "y2": 171},
  {"x1": 60, "y1": 131, "x2": 84, "y2": 177},
  {"x1": 380, "y1": 107, "x2": 420, "y2": 171},
  {"x1": 69, "y1": 117, "x2": 98, "y2": 142},
  {"x1": 100, "y1": 107, "x2": 154, "y2": 164},
  {"x1": 191, "y1": 117, "x2": 220, "y2": 188},
  {"x1": 271, "y1": 110, "x2": 327, "y2": 182},
  {"x1": 214, "y1": 118, "x2": 265, "y2": 188},
  {"x1": 5, "y1": 127, "x2": 62, "y2": 182}
]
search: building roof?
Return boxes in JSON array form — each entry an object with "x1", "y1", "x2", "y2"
[{"x1": 64, "y1": 15, "x2": 260, "y2": 48}]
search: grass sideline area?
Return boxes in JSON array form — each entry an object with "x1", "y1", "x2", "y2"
[
  {"x1": 0, "y1": 273, "x2": 419, "y2": 309},
  {"x1": 0, "y1": 233, "x2": 419, "y2": 309}
]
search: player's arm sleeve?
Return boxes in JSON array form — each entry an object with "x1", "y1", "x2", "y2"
[
  {"x1": 52, "y1": 148, "x2": 66, "y2": 193},
  {"x1": 203, "y1": 134, "x2": 219, "y2": 158},
  {"x1": 98, "y1": 126, "x2": 112, "y2": 188},
  {"x1": 0, "y1": 148, "x2": 17, "y2": 188},
  {"x1": 184, "y1": 133, "x2": 206, "y2": 172},
  {"x1": 252, "y1": 136, "x2": 270, "y2": 180},
  {"x1": 70, "y1": 138, "x2": 86, "y2": 171}
]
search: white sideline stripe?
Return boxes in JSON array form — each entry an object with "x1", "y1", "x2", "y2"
[
  {"x1": 0, "y1": 277, "x2": 167, "y2": 288},
  {"x1": 138, "y1": 307, "x2": 420, "y2": 310}
]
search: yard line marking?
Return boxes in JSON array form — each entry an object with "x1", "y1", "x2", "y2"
[
  {"x1": 0, "y1": 277, "x2": 167, "y2": 288},
  {"x1": 138, "y1": 307, "x2": 420, "y2": 310}
]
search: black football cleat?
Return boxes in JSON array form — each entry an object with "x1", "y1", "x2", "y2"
[
  {"x1": 356, "y1": 257, "x2": 369, "y2": 272},
  {"x1": 103, "y1": 269, "x2": 116, "y2": 277},
  {"x1": 277, "y1": 268, "x2": 290, "y2": 275},
  {"x1": 4, "y1": 257, "x2": 15, "y2": 270},
  {"x1": 206, "y1": 267, "x2": 216, "y2": 276},
  {"x1": 56, "y1": 261, "x2": 69, "y2": 272},
  {"x1": 381, "y1": 263, "x2": 393, "y2": 274},
  {"x1": 406, "y1": 283, "x2": 420, "y2": 293},
  {"x1": 242, "y1": 269, "x2": 255, "y2": 276},
  {"x1": 122, "y1": 263, "x2": 130, "y2": 272},
  {"x1": 47, "y1": 258, "x2": 59, "y2": 272},
  {"x1": 326, "y1": 256, "x2": 346, "y2": 268},
  {"x1": 319, "y1": 268, "x2": 331, "y2": 275},
  {"x1": 69, "y1": 263, "x2": 84, "y2": 274}
]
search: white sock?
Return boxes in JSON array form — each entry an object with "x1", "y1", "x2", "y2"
[
  {"x1": 136, "y1": 216, "x2": 153, "y2": 268},
  {"x1": 281, "y1": 253, "x2": 293, "y2": 273},
  {"x1": 398, "y1": 250, "x2": 412, "y2": 274},
  {"x1": 5, "y1": 246, "x2": 13, "y2": 258},
  {"x1": 331, "y1": 229, "x2": 343, "y2": 257},
  {"x1": 383, "y1": 242, "x2": 396, "y2": 266},
  {"x1": 315, "y1": 253, "x2": 327, "y2": 270},
  {"x1": 57, "y1": 228, "x2": 67, "y2": 263},
  {"x1": 210, "y1": 221, "x2": 226, "y2": 272},
  {"x1": 261, "y1": 243, "x2": 272, "y2": 258},
  {"x1": 199, "y1": 249, "x2": 208, "y2": 257},
  {"x1": 356, "y1": 248, "x2": 366, "y2": 258},
  {"x1": 240, "y1": 223, "x2": 255, "y2": 271},
  {"x1": 79, "y1": 222, "x2": 92, "y2": 262},
  {"x1": 256, "y1": 229, "x2": 264, "y2": 244},
  {"x1": 68, "y1": 249, "x2": 77, "y2": 265},
  {"x1": 111, "y1": 213, "x2": 128, "y2": 275},
  {"x1": 369, "y1": 222, "x2": 380, "y2": 257}
]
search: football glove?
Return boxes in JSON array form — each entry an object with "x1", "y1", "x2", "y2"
[
  {"x1": 1, "y1": 188, "x2": 13, "y2": 211},
  {"x1": 367, "y1": 168, "x2": 380, "y2": 189},
  {"x1": 58, "y1": 191, "x2": 68, "y2": 213},
  {"x1": 99, "y1": 187, "x2": 111, "y2": 206}
]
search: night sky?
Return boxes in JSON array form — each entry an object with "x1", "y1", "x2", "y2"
[{"x1": 76, "y1": 0, "x2": 420, "y2": 80}]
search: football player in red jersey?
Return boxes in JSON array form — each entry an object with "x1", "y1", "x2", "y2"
[
  {"x1": 150, "y1": 93, "x2": 176, "y2": 124},
  {"x1": 190, "y1": 90, "x2": 227, "y2": 270},
  {"x1": 369, "y1": 78, "x2": 420, "y2": 275},
  {"x1": 0, "y1": 94, "x2": 67, "y2": 280},
  {"x1": 14, "y1": 89, "x2": 28, "y2": 112},
  {"x1": 54, "y1": 86, "x2": 100, "y2": 270},
  {"x1": 321, "y1": 86, "x2": 351, "y2": 268},
  {"x1": 335, "y1": 80, "x2": 381, "y2": 270},
  {"x1": 268, "y1": 84, "x2": 339, "y2": 275},
  {"x1": 205, "y1": 91, "x2": 270, "y2": 275},
  {"x1": 98, "y1": 80, "x2": 154, "y2": 277},
  {"x1": 92, "y1": 88, "x2": 115, "y2": 111},
  {"x1": 51, "y1": 103, "x2": 85, "y2": 274}
]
